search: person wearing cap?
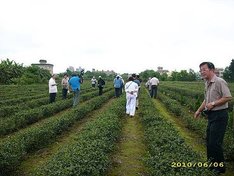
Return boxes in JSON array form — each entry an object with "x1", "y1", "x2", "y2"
[
  {"x1": 91, "y1": 76, "x2": 97, "y2": 88},
  {"x1": 194, "y1": 62, "x2": 232, "y2": 174},
  {"x1": 69, "y1": 73, "x2": 82, "y2": 107},
  {"x1": 132, "y1": 73, "x2": 141, "y2": 109},
  {"x1": 113, "y1": 75, "x2": 123, "y2": 98},
  {"x1": 97, "y1": 76, "x2": 105, "y2": 95},
  {"x1": 125, "y1": 76, "x2": 138, "y2": 117}
]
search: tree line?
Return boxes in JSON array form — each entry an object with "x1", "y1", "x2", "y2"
[
  {"x1": 1, "y1": 58, "x2": 234, "y2": 84},
  {"x1": 139, "y1": 59, "x2": 234, "y2": 82},
  {"x1": 139, "y1": 69, "x2": 198, "y2": 82}
]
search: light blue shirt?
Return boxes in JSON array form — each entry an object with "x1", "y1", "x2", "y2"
[
  {"x1": 69, "y1": 76, "x2": 81, "y2": 91},
  {"x1": 114, "y1": 78, "x2": 122, "y2": 88}
]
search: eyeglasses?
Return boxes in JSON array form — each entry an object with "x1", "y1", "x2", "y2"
[{"x1": 199, "y1": 68, "x2": 209, "y2": 73}]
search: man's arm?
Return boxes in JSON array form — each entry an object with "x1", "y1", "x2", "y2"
[
  {"x1": 206, "y1": 97, "x2": 232, "y2": 110},
  {"x1": 194, "y1": 100, "x2": 206, "y2": 118}
]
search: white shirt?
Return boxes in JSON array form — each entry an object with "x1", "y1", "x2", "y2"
[
  {"x1": 91, "y1": 78, "x2": 97, "y2": 84},
  {"x1": 150, "y1": 77, "x2": 159, "y2": 86},
  {"x1": 49, "y1": 78, "x2": 58, "y2": 93},
  {"x1": 125, "y1": 81, "x2": 138, "y2": 96}
]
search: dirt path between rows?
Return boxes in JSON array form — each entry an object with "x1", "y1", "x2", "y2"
[{"x1": 107, "y1": 112, "x2": 149, "y2": 176}]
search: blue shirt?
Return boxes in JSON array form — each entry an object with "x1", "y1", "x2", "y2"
[
  {"x1": 69, "y1": 76, "x2": 81, "y2": 91},
  {"x1": 114, "y1": 78, "x2": 122, "y2": 88},
  {"x1": 134, "y1": 79, "x2": 141, "y2": 86}
]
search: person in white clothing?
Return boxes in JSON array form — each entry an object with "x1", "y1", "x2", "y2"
[
  {"x1": 49, "y1": 74, "x2": 58, "y2": 103},
  {"x1": 150, "y1": 76, "x2": 159, "y2": 98},
  {"x1": 91, "y1": 76, "x2": 97, "y2": 88},
  {"x1": 145, "y1": 77, "x2": 152, "y2": 93},
  {"x1": 125, "y1": 76, "x2": 138, "y2": 117}
]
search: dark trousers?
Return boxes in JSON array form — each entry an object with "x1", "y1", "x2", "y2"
[
  {"x1": 120, "y1": 86, "x2": 123, "y2": 95},
  {"x1": 150, "y1": 85, "x2": 158, "y2": 98},
  {"x1": 49, "y1": 93, "x2": 56, "y2": 103},
  {"x1": 72, "y1": 89, "x2": 80, "y2": 107},
  {"x1": 99, "y1": 87, "x2": 103, "y2": 95},
  {"x1": 206, "y1": 109, "x2": 228, "y2": 173},
  {"x1": 115, "y1": 88, "x2": 120, "y2": 97},
  {"x1": 62, "y1": 88, "x2": 68, "y2": 99}
]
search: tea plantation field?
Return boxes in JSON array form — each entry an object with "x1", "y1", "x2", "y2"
[{"x1": 0, "y1": 81, "x2": 233, "y2": 176}]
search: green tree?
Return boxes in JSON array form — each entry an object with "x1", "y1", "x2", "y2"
[
  {"x1": 0, "y1": 59, "x2": 24, "y2": 84},
  {"x1": 160, "y1": 72, "x2": 168, "y2": 81},
  {"x1": 223, "y1": 59, "x2": 234, "y2": 82},
  {"x1": 13, "y1": 66, "x2": 51, "y2": 84},
  {"x1": 187, "y1": 69, "x2": 197, "y2": 81},
  {"x1": 169, "y1": 71, "x2": 179, "y2": 81},
  {"x1": 139, "y1": 69, "x2": 158, "y2": 81},
  {"x1": 168, "y1": 69, "x2": 197, "y2": 81}
]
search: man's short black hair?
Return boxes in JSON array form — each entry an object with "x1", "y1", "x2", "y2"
[
  {"x1": 199, "y1": 62, "x2": 215, "y2": 70},
  {"x1": 128, "y1": 76, "x2": 134, "y2": 81}
]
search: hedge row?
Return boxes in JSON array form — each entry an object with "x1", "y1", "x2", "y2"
[
  {"x1": 0, "y1": 85, "x2": 48, "y2": 100},
  {"x1": 0, "y1": 90, "x2": 114, "y2": 174},
  {"x1": 0, "y1": 86, "x2": 96, "y2": 115},
  {"x1": 159, "y1": 87, "x2": 201, "y2": 112},
  {"x1": 139, "y1": 88, "x2": 214, "y2": 176},
  {"x1": 160, "y1": 84, "x2": 234, "y2": 111},
  {"x1": 158, "y1": 92, "x2": 234, "y2": 161},
  {"x1": 160, "y1": 84, "x2": 204, "y2": 100},
  {"x1": 34, "y1": 96, "x2": 126, "y2": 176},
  {"x1": 0, "y1": 87, "x2": 113, "y2": 136},
  {"x1": 0, "y1": 93, "x2": 47, "y2": 107}
]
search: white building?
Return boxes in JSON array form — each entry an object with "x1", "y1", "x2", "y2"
[
  {"x1": 215, "y1": 68, "x2": 224, "y2": 77},
  {"x1": 157, "y1": 66, "x2": 169, "y2": 74},
  {"x1": 32, "y1": 60, "x2": 54, "y2": 75}
]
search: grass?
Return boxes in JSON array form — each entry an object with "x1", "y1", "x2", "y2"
[{"x1": 107, "y1": 113, "x2": 149, "y2": 176}]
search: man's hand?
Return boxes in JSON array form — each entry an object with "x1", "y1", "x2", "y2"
[
  {"x1": 194, "y1": 110, "x2": 201, "y2": 118},
  {"x1": 206, "y1": 102, "x2": 214, "y2": 111}
]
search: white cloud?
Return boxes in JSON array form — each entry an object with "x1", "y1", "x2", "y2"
[{"x1": 1, "y1": 0, "x2": 234, "y2": 73}]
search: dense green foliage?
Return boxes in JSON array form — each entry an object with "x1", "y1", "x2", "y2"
[
  {"x1": 139, "y1": 69, "x2": 198, "y2": 82},
  {"x1": 0, "y1": 89, "x2": 114, "y2": 174},
  {"x1": 2, "y1": 58, "x2": 233, "y2": 84},
  {"x1": 0, "y1": 59, "x2": 51, "y2": 84},
  {"x1": 34, "y1": 97, "x2": 125, "y2": 176},
  {"x1": 0, "y1": 81, "x2": 233, "y2": 175},
  {"x1": 159, "y1": 82, "x2": 234, "y2": 161},
  {"x1": 139, "y1": 88, "x2": 213, "y2": 175},
  {"x1": 15, "y1": 65, "x2": 51, "y2": 84},
  {"x1": 223, "y1": 59, "x2": 234, "y2": 82},
  {"x1": 0, "y1": 59, "x2": 24, "y2": 84}
]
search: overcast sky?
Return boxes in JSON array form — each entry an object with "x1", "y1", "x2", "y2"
[{"x1": 1, "y1": 0, "x2": 234, "y2": 74}]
